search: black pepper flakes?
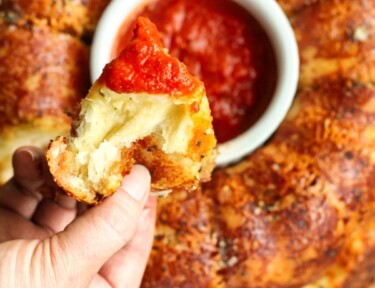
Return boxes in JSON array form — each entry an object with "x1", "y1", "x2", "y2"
[
  {"x1": 94, "y1": 192, "x2": 105, "y2": 202},
  {"x1": 147, "y1": 145, "x2": 157, "y2": 152},
  {"x1": 325, "y1": 249, "x2": 337, "y2": 258},
  {"x1": 297, "y1": 220, "x2": 305, "y2": 229},
  {"x1": 1, "y1": 11, "x2": 21, "y2": 25},
  {"x1": 344, "y1": 151, "x2": 354, "y2": 160},
  {"x1": 155, "y1": 235, "x2": 165, "y2": 241},
  {"x1": 353, "y1": 188, "x2": 363, "y2": 202}
]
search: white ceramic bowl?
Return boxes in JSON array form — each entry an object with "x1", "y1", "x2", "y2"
[{"x1": 91, "y1": 0, "x2": 299, "y2": 167}]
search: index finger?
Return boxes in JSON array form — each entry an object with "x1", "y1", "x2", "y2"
[{"x1": 0, "y1": 146, "x2": 56, "y2": 219}]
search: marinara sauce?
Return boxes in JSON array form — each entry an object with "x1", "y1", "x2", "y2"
[{"x1": 113, "y1": 0, "x2": 277, "y2": 143}]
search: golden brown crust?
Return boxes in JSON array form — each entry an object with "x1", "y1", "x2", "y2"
[
  {"x1": 276, "y1": 0, "x2": 318, "y2": 17},
  {"x1": 0, "y1": 0, "x2": 111, "y2": 37},
  {"x1": 0, "y1": 22, "x2": 89, "y2": 129},
  {"x1": 142, "y1": 189, "x2": 223, "y2": 288},
  {"x1": 293, "y1": 0, "x2": 375, "y2": 87},
  {"x1": 307, "y1": 214, "x2": 375, "y2": 287},
  {"x1": 85, "y1": 0, "x2": 112, "y2": 37},
  {"x1": 46, "y1": 136, "x2": 135, "y2": 204},
  {"x1": 133, "y1": 137, "x2": 200, "y2": 192}
]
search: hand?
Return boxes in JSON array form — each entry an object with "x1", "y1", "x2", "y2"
[{"x1": 0, "y1": 146, "x2": 156, "y2": 287}]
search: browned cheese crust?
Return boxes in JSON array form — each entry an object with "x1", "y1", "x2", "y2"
[
  {"x1": 142, "y1": 189, "x2": 223, "y2": 288},
  {"x1": 134, "y1": 134, "x2": 216, "y2": 193},
  {"x1": 0, "y1": 21, "x2": 90, "y2": 185},
  {"x1": 204, "y1": 80, "x2": 375, "y2": 287},
  {"x1": 276, "y1": 0, "x2": 318, "y2": 17},
  {"x1": 292, "y1": 0, "x2": 375, "y2": 87},
  {"x1": 308, "y1": 215, "x2": 375, "y2": 287},
  {"x1": 0, "y1": 0, "x2": 111, "y2": 37},
  {"x1": 0, "y1": 23, "x2": 89, "y2": 128},
  {"x1": 142, "y1": 0, "x2": 375, "y2": 287}
]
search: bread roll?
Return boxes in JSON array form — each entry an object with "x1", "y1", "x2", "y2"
[
  {"x1": 0, "y1": 0, "x2": 111, "y2": 37},
  {"x1": 0, "y1": 22, "x2": 89, "y2": 184},
  {"x1": 46, "y1": 17, "x2": 217, "y2": 204},
  {"x1": 84, "y1": 0, "x2": 112, "y2": 36},
  {"x1": 276, "y1": 0, "x2": 318, "y2": 17},
  {"x1": 293, "y1": 0, "x2": 375, "y2": 87}
]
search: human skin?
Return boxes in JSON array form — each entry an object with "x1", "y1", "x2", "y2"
[{"x1": 0, "y1": 146, "x2": 156, "y2": 287}]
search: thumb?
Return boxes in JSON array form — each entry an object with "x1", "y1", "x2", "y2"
[{"x1": 51, "y1": 165, "x2": 151, "y2": 283}]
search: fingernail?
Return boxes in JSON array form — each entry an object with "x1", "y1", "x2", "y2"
[
  {"x1": 24, "y1": 148, "x2": 39, "y2": 162},
  {"x1": 121, "y1": 165, "x2": 151, "y2": 201}
]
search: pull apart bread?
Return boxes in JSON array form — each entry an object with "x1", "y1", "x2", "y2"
[{"x1": 46, "y1": 17, "x2": 217, "y2": 204}]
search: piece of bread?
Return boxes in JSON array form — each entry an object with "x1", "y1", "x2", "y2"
[
  {"x1": 46, "y1": 17, "x2": 217, "y2": 204},
  {"x1": 0, "y1": 0, "x2": 111, "y2": 37},
  {"x1": 0, "y1": 22, "x2": 89, "y2": 185}
]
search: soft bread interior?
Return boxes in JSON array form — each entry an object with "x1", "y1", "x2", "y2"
[
  {"x1": 56, "y1": 84, "x2": 201, "y2": 198},
  {"x1": 74, "y1": 85, "x2": 194, "y2": 155},
  {"x1": 0, "y1": 122, "x2": 69, "y2": 185}
]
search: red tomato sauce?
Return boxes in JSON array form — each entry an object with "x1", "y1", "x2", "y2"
[
  {"x1": 113, "y1": 0, "x2": 277, "y2": 143},
  {"x1": 100, "y1": 17, "x2": 201, "y2": 96}
]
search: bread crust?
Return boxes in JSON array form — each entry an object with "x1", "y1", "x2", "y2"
[
  {"x1": 276, "y1": 0, "x2": 318, "y2": 17},
  {"x1": 142, "y1": 188, "x2": 223, "y2": 288},
  {"x1": 0, "y1": 0, "x2": 111, "y2": 37},
  {"x1": 0, "y1": 23, "x2": 89, "y2": 129},
  {"x1": 293, "y1": 0, "x2": 375, "y2": 87}
]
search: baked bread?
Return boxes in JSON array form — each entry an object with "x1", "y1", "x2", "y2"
[
  {"x1": 2, "y1": 0, "x2": 375, "y2": 286},
  {"x1": 46, "y1": 17, "x2": 217, "y2": 204},
  {"x1": 0, "y1": 0, "x2": 111, "y2": 37},
  {"x1": 142, "y1": 0, "x2": 375, "y2": 287},
  {"x1": 202, "y1": 80, "x2": 375, "y2": 287},
  {"x1": 0, "y1": 22, "x2": 89, "y2": 185},
  {"x1": 293, "y1": 0, "x2": 375, "y2": 87},
  {"x1": 141, "y1": 188, "x2": 222, "y2": 288},
  {"x1": 276, "y1": 0, "x2": 318, "y2": 16}
]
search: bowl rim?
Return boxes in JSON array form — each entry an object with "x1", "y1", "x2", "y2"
[{"x1": 90, "y1": 0, "x2": 299, "y2": 167}]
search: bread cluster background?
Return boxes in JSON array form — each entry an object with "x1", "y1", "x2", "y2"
[{"x1": 1, "y1": 0, "x2": 375, "y2": 287}]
